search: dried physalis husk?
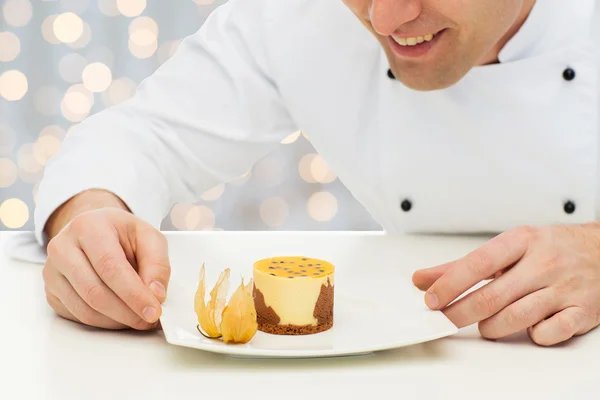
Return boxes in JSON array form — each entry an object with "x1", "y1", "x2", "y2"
[
  {"x1": 220, "y1": 278, "x2": 258, "y2": 344},
  {"x1": 194, "y1": 264, "x2": 230, "y2": 338}
]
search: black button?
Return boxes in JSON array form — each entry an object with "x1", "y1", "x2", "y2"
[
  {"x1": 563, "y1": 68, "x2": 576, "y2": 81},
  {"x1": 564, "y1": 201, "x2": 576, "y2": 214},
  {"x1": 400, "y1": 199, "x2": 412, "y2": 212},
  {"x1": 387, "y1": 69, "x2": 395, "y2": 80}
]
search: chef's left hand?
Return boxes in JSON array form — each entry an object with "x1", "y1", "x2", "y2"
[{"x1": 412, "y1": 224, "x2": 600, "y2": 346}]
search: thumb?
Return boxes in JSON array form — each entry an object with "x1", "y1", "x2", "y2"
[
  {"x1": 412, "y1": 264, "x2": 451, "y2": 291},
  {"x1": 134, "y1": 226, "x2": 171, "y2": 303}
]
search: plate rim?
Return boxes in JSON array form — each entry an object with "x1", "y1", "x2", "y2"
[{"x1": 159, "y1": 315, "x2": 458, "y2": 358}]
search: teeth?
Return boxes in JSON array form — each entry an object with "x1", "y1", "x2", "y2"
[{"x1": 393, "y1": 33, "x2": 436, "y2": 46}]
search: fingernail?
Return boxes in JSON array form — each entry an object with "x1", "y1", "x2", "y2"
[
  {"x1": 143, "y1": 306, "x2": 157, "y2": 323},
  {"x1": 149, "y1": 281, "x2": 166, "y2": 298},
  {"x1": 425, "y1": 292, "x2": 439, "y2": 309}
]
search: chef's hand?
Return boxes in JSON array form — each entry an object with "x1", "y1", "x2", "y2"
[
  {"x1": 42, "y1": 190, "x2": 171, "y2": 330},
  {"x1": 412, "y1": 224, "x2": 600, "y2": 346}
]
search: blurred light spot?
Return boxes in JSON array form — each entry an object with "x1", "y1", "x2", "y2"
[
  {"x1": 59, "y1": 53, "x2": 88, "y2": 83},
  {"x1": 157, "y1": 40, "x2": 181, "y2": 65},
  {"x1": 0, "y1": 125, "x2": 16, "y2": 155},
  {"x1": 0, "y1": 70, "x2": 28, "y2": 101},
  {"x1": 53, "y1": 12, "x2": 84, "y2": 44},
  {"x1": 298, "y1": 153, "x2": 318, "y2": 183},
  {"x1": 201, "y1": 183, "x2": 225, "y2": 202},
  {"x1": 102, "y1": 77, "x2": 137, "y2": 107},
  {"x1": 33, "y1": 135, "x2": 62, "y2": 166},
  {"x1": 129, "y1": 34, "x2": 157, "y2": 59},
  {"x1": 0, "y1": 32, "x2": 21, "y2": 62},
  {"x1": 60, "y1": 0, "x2": 91, "y2": 14},
  {"x1": 185, "y1": 205, "x2": 215, "y2": 230},
  {"x1": 281, "y1": 130, "x2": 302, "y2": 145},
  {"x1": 0, "y1": 198, "x2": 29, "y2": 229},
  {"x1": 253, "y1": 156, "x2": 286, "y2": 188},
  {"x1": 82, "y1": 62, "x2": 112, "y2": 93},
  {"x1": 98, "y1": 0, "x2": 119, "y2": 17},
  {"x1": 42, "y1": 15, "x2": 61, "y2": 44},
  {"x1": 85, "y1": 46, "x2": 114, "y2": 69},
  {"x1": 33, "y1": 86, "x2": 62, "y2": 116},
  {"x1": 117, "y1": 0, "x2": 146, "y2": 17},
  {"x1": 129, "y1": 16, "x2": 158, "y2": 37},
  {"x1": 194, "y1": 0, "x2": 215, "y2": 4},
  {"x1": 228, "y1": 170, "x2": 252, "y2": 186},
  {"x1": 260, "y1": 197, "x2": 289, "y2": 228},
  {"x1": 61, "y1": 84, "x2": 94, "y2": 122},
  {"x1": 0, "y1": 158, "x2": 18, "y2": 188},
  {"x1": 40, "y1": 125, "x2": 67, "y2": 141},
  {"x1": 310, "y1": 155, "x2": 337, "y2": 184},
  {"x1": 170, "y1": 203, "x2": 192, "y2": 230},
  {"x1": 67, "y1": 21, "x2": 92, "y2": 49},
  {"x1": 2, "y1": 0, "x2": 33, "y2": 28},
  {"x1": 130, "y1": 29, "x2": 156, "y2": 46},
  {"x1": 61, "y1": 93, "x2": 91, "y2": 121},
  {"x1": 18, "y1": 143, "x2": 44, "y2": 183},
  {"x1": 307, "y1": 191, "x2": 338, "y2": 222},
  {"x1": 18, "y1": 143, "x2": 43, "y2": 174}
]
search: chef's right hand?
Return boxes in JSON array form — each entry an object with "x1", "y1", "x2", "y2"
[{"x1": 43, "y1": 207, "x2": 171, "y2": 330}]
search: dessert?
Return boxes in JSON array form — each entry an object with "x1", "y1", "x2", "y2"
[{"x1": 252, "y1": 256, "x2": 334, "y2": 335}]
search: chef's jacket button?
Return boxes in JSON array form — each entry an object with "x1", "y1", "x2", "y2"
[
  {"x1": 563, "y1": 201, "x2": 576, "y2": 214},
  {"x1": 387, "y1": 69, "x2": 396, "y2": 80},
  {"x1": 563, "y1": 68, "x2": 576, "y2": 81},
  {"x1": 400, "y1": 199, "x2": 412, "y2": 212}
]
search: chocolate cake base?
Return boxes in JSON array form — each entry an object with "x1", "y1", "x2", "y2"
[
  {"x1": 258, "y1": 321, "x2": 333, "y2": 335},
  {"x1": 253, "y1": 280, "x2": 334, "y2": 336}
]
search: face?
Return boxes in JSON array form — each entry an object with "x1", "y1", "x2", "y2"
[{"x1": 343, "y1": 0, "x2": 533, "y2": 91}]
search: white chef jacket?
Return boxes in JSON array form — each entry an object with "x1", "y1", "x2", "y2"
[{"x1": 34, "y1": 0, "x2": 600, "y2": 245}]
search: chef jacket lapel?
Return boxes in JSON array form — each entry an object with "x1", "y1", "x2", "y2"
[{"x1": 377, "y1": 0, "x2": 598, "y2": 235}]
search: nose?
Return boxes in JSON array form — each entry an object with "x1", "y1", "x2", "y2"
[{"x1": 369, "y1": 0, "x2": 422, "y2": 36}]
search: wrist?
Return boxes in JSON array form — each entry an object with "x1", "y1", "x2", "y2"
[{"x1": 45, "y1": 189, "x2": 130, "y2": 240}]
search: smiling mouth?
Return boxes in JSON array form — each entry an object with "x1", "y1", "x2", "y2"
[
  {"x1": 386, "y1": 29, "x2": 447, "y2": 59},
  {"x1": 390, "y1": 31, "x2": 440, "y2": 46}
]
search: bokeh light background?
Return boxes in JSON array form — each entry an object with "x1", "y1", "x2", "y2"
[{"x1": 0, "y1": 0, "x2": 381, "y2": 232}]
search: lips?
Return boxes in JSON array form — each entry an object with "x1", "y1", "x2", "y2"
[{"x1": 386, "y1": 29, "x2": 446, "y2": 59}]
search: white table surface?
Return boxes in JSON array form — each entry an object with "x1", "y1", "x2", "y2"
[{"x1": 2, "y1": 231, "x2": 600, "y2": 400}]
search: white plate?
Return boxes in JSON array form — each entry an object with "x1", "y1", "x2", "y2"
[{"x1": 160, "y1": 232, "x2": 459, "y2": 358}]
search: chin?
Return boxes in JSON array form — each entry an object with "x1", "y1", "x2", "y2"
[
  {"x1": 384, "y1": 46, "x2": 475, "y2": 92},
  {"x1": 390, "y1": 68, "x2": 463, "y2": 92}
]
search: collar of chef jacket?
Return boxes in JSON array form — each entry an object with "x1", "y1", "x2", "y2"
[{"x1": 268, "y1": 0, "x2": 599, "y2": 235}]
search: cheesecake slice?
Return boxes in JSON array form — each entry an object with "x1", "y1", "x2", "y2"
[{"x1": 252, "y1": 256, "x2": 334, "y2": 335}]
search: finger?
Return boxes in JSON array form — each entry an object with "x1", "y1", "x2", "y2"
[
  {"x1": 76, "y1": 223, "x2": 162, "y2": 324},
  {"x1": 57, "y1": 247, "x2": 155, "y2": 330},
  {"x1": 46, "y1": 291, "x2": 79, "y2": 323},
  {"x1": 528, "y1": 306, "x2": 590, "y2": 346},
  {"x1": 412, "y1": 264, "x2": 451, "y2": 291},
  {"x1": 477, "y1": 288, "x2": 561, "y2": 339},
  {"x1": 442, "y1": 260, "x2": 544, "y2": 328},
  {"x1": 47, "y1": 270, "x2": 127, "y2": 330},
  {"x1": 135, "y1": 227, "x2": 171, "y2": 303},
  {"x1": 425, "y1": 228, "x2": 530, "y2": 310},
  {"x1": 413, "y1": 264, "x2": 511, "y2": 292}
]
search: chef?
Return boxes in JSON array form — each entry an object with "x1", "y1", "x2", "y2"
[{"x1": 36, "y1": 0, "x2": 600, "y2": 345}]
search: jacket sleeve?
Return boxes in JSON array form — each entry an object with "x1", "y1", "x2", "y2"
[{"x1": 34, "y1": 0, "x2": 297, "y2": 246}]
